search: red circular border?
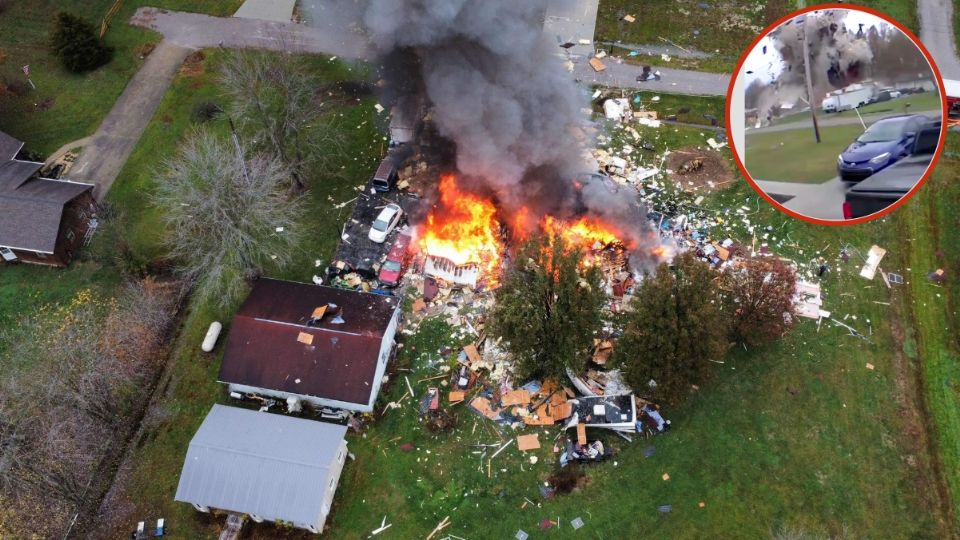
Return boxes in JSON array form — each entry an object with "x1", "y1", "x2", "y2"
[{"x1": 724, "y1": 3, "x2": 949, "y2": 226}]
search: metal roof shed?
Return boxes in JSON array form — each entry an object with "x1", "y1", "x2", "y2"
[{"x1": 175, "y1": 405, "x2": 349, "y2": 533}]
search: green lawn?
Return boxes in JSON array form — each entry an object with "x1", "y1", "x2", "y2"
[
  {"x1": 91, "y1": 79, "x2": 954, "y2": 537},
  {"x1": 593, "y1": 89, "x2": 726, "y2": 127},
  {"x1": 745, "y1": 124, "x2": 864, "y2": 182},
  {"x1": 596, "y1": 0, "x2": 792, "y2": 74},
  {"x1": 772, "y1": 93, "x2": 943, "y2": 127},
  {"x1": 87, "y1": 49, "x2": 389, "y2": 538},
  {"x1": 898, "y1": 133, "x2": 960, "y2": 527},
  {"x1": 0, "y1": 0, "x2": 243, "y2": 156}
]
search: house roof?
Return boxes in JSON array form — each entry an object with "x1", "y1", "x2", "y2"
[
  {"x1": 175, "y1": 404, "x2": 347, "y2": 525},
  {"x1": 0, "y1": 162, "x2": 93, "y2": 253},
  {"x1": 218, "y1": 278, "x2": 400, "y2": 406},
  {"x1": 0, "y1": 130, "x2": 23, "y2": 161}
]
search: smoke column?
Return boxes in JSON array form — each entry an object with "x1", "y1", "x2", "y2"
[
  {"x1": 363, "y1": 0, "x2": 656, "y2": 256},
  {"x1": 754, "y1": 10, "x2": 873, "y2": 122}
]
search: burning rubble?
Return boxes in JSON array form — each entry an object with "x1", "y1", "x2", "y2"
[{"x1": 364, "y1": 0, "x2": 664, "y2": 275}]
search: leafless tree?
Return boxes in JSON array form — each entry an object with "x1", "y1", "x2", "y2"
[
  {"x1": 153, "y1": 127, "x2": 305, "y2": 308},
  {"x1": 219, "y1": 48, "x2": 347, "y2": 191},
  {"x1": 0, "y1": 280, "x2": 184, "y2": 536}
]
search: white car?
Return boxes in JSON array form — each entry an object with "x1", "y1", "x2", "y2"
[{"x1": 368, "y1": 203, "x2": 403, "y2": 243}]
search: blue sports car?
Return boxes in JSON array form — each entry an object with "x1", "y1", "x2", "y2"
[{"x1": 837, "y1": 114, "x2": 932, "y2": 182}]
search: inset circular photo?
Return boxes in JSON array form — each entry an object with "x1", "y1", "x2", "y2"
[{"x1": 727, "y1": 5, "x2": 947, "y2": 224}]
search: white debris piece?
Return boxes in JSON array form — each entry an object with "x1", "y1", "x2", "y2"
[
  {"x1": 859, "y1": 245, "x2": 887, "y2": 280},
  {"x1": 706, "y1": 138, "x2": 727, "y2": 150}
]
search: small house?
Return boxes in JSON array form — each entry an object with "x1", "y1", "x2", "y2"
[
  {"x1": 0, "y1": 130, "x2": 96, "y2": 266},
  {"x1": 175, "y1": 404, "x2": 348, "y2": 533},
  {"x1": 218, "y1": 278, "x2": 401, "y2": 412}
]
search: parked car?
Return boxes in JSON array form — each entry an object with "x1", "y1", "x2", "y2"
[
  {"x1": 378, "y1": 232, "x2": 412, "y2": 287},
  {"x1": 372, "y1": 158, "x2": 398, "y2": 192},
  {"x1": 368, "y1": 203, "x2": 403, "y2": 243},
  {"x1": 837, "y1": 114, "x2": 932, "y2": 181},
  {"x1": 843, "y1": 121, "x2": 939, "y2": 219}
]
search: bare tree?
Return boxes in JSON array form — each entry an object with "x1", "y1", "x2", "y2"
[
  {"x1": 219, "y1": 49, "x2": 347, "y2": 191},
  {"x1": 153, "y1": 127, "x2": 305, "y2": 308},
  {"x1": 0, "y1": 280, "x2": 184, "y2": 537},
  {"x1": 722, "y1": 257, "x2": 798, "y2": 347}
]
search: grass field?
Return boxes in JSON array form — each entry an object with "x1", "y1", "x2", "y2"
[
  {"x1": 745, "y1": 124, "x2": 863, "y2": 182},
  {"x1": 897, "y1": 133, "x2": 960, "y2": 527},
  {"x1": 0, "y1": 0, "x2": 243, "y2": 156},
  {"x1": 595, "y1": 0, "x2": 792, "y2": 74},
  {"x1": 84, "y1": 67, "x2": 955, "y2": 538},
  {"x1": 86, "y1": 49, "x2": 389, "y2": 539},
  {"x1": 592, "y1": 89, "x2": 726, "y2": 127}
]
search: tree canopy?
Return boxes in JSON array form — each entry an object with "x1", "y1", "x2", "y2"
[
  {"x1": 49, "y1": 12, "x2": 113, "y2": 73},
  {"x1": 490, "y1": 234, "x2": 607, "y2": 381},
  {"x1": 152, "y1": 127, "x2": 304, "y2": 307},
  {"x1": 723, "y1": 257, "x2": 798, "y2": 347},
  {"x1": 613, "y1": 252, "x2": 728, "y2": 403}
]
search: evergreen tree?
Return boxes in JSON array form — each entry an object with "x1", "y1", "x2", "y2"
[
  {"x1": 614, "y1": 252, "x2": 727, "y2": 403},
  {"x1": 49, "y1": 12, "x2": 113, "y2": 73},
  {"x1": 490, "y1": 234, "x2": 606, "y2": 381}
]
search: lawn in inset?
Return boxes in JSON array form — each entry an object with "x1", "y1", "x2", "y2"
[{"x1": 745, "y1": 124, "x2": 864, "y2": 182}]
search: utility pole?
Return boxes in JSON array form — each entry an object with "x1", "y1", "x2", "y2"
[{"x1": 801, "y1": 15, "x2": 821, "y2": 143}]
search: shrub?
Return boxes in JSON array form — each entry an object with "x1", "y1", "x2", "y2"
[
  {"x1": 49, "y1": 12, "x2": 114, "y2": 73},
  {"x1": 192, "y1": 100, "x2": 223, "y2": 123}
]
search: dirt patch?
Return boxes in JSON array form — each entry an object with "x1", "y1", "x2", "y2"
[
  {"x1": 666, "y1": 147, "x2": 734, "y2": 193},
  {"x1": 179, "y1": 50, "x2": 206, "y2": 77},
  {"x1": 35, "y1": 97, "x2": 55, "y2": 112},
  {"x1": 135, "y1": 42, "x2": 157, "y2": 60}
]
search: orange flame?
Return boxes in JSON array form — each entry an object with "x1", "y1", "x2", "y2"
[
  {"x1": 650, "y1": 244, "x2": 675, "y2": 260},
  {"x1": 419, "y1": 175, "x2": 502, "y2": 277},
  {"x1": 543, "y1": 215, "x2": 629, "y2": 251}
]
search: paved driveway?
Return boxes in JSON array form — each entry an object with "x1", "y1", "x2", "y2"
[
  {"x1": 919, "y1": 0, "x2": 960, "y2": 80},
  {"x1": 753, "y1": 177, "x2": 848, "y2": 220}
]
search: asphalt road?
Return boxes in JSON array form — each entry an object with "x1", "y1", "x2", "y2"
[
  {"x1": 749, "y1": 109, "x2": 942, "y2": 134},
  {"x1": 131, "y1": 7, "x2": 370, "y2": 59},
  {"x1": 919, "y1": 0, "x2": 960, "y2": 80}
]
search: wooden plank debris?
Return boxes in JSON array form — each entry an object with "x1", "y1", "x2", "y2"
[
  {"x1": 576, "y1": 423, "x2": 587, "y2": 445},
  {"x1": 623, "y1": 14, "x2": 636, "y2": 22},
  {"x1": 471, "y1": 397, "x2": 500, "y2": 420},
  {"x1": 412, "y1": 298, "x2": 427, "y2": 313},
  {"x1": 517, "y1": 434, "x2": 540, "y2": 451},
  {"x1": 463, "y1": 343, "x2": 481, "y2": 364},
  {"x1": 589, "y1": 57, "x2": 606, "y2": 72},
  {"x1": 501, "y1": 389, "x2": 531, "y2": 406},
  {"x1": 449, "y1": 390, "x2": 465, "y2": 404},
  {"x1": 296, "y1": 332, "x2": 314, "y2": 345}
]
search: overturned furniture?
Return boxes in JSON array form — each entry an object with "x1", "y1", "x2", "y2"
[{"x1": 564, "y1": 394, "x2": 638, "y2": 435}]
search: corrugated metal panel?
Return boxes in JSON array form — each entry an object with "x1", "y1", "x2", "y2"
[{"x1": 175, "y1": 405, "x2": 347, "y2": 526}]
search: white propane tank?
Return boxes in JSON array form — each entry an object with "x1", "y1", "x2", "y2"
[{"x1": 201, "y1": 321, "x2": 222, "y2": 352}]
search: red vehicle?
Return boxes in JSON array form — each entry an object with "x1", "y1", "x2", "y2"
[
  {"x1": 946, "y1": 79, "x2": 960, "y2": 120},
  {"x1": 378, "y1": 232, "x2": 412, "y2": 287}
]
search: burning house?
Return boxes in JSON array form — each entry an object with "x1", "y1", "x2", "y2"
[{"x1": 363, "y1": 0, "x2": 666, "y2": 282}]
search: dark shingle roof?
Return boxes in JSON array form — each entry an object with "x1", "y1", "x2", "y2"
[
  {"x1": 0, "y1": 159, "x2": 93, "y2": 253},
  {"x1": 218, "y1": 278, "x2": 400, "y2": 406},
  {"x1": 0, "y1": 131, "x2": 23, "y2": 161}
]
